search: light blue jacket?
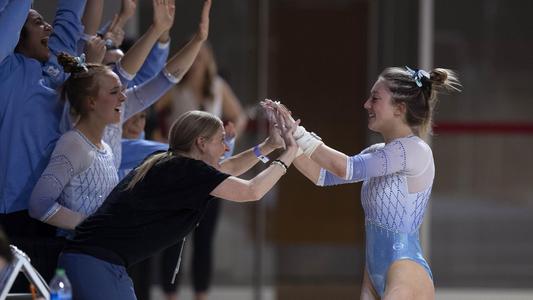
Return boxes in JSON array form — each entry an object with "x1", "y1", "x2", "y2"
[{"x1": 0, "y1": 0, "x2": 86, "y2": 213}]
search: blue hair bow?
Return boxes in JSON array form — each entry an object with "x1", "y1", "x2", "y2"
[
  {"x1": 74, "y1": 54, "x2": 88, "y2": 72},
  {"x1": 405, "y1": 66, "x2": 430, "y2": 87}
]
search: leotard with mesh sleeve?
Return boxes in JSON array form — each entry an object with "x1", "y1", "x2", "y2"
[
  {"x1": 317, "y1": 135, "x2": 434, "y2": 296},
  {"x1": 29, "y1": 130, "x2": 119, "y2": 237}
]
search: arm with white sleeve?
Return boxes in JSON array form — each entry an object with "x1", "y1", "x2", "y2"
[
  {"x1": 312, "y1": 138, "x2": 432, "y2": 187},
  {"x1": 269, "y1": 100, "x2": 432, "y2": 187},
  {"x1": 28, "y1": 132, "x2": 93, "y2": 230},
  {"x1": 123, "y1": 69, "x2": 179, "y2": 122}
]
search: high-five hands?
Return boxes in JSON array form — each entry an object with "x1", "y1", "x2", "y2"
[
  {"x1": 261, "y1": 99, "x2": 300, "y2": 156},
  {"x1": 262, "y1": 99, "x2": 323, "y2": 157},
  {"x1": 261, "y1": 100, "x2": 285, "y2": 150}
]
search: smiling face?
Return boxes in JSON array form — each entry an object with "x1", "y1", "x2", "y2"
[
  {"x1": 16, "y1": 10, "x2": 53, "y2": 62},
  {"x1": 199, "y1": 125, "x2": 228, "y2": 167},
  {"x1": 363, "y1": 79, "x2": 406, "y2": 134},
  {"x1": 88, "y1": 71, "x2": 126, "y2": 125}
]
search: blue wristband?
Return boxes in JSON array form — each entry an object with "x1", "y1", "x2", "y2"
[{"x1": 253, "y1": 145, "x2": 269, "y2": 163}]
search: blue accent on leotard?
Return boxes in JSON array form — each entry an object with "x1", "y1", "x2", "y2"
[{"x1": 317, "y1": 136, "x2": 434, "y2": 296}]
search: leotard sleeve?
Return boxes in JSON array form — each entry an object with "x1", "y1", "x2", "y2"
[{"x1": 318, "y1": 137, "x2": 432, "y2": 187}]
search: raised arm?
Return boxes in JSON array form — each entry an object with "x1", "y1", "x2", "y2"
[
  {"x1": 123, "y1": 70, "x2": 178, "y2": 121},
  {"x1": 0, "y1": 0, "x2": 31, "y2": 63},
  {"x1": 81, "y1": 0, "x2": 103, "y2": 36},
  {"x1": 122, "y1": 0, "x2": 211, "y2": 120},
  {"x1": 292, "y1": 154, "x2": 322, "y2": 184},
  {"x1": 308, "y1": 144, "x2": 350, "y2": 179},
  {"x1": 129, "y1": 39, "x2": 170, "y2": 87},
  {"x1": 84, "y1": 35, "x2": 106, "y2": 63},
  {"x1": 218, "y1": 138, "x2": 277, "y2": 177},
  {"x1": 211, "y1": 108, "x2": 298, "y2": 202},
  {"x1": 261, "y1": 101, "x2": 337, "y2": 185},
  {"x1": 48, "y1": 0, "x2": 87, "y2": 56},
  {"x1": 219, "y1": 107, "x2": 282, "y2": 176},
  {"x1": 114, "y1": 0, "x2": 137, "y2": 31},
  {"x1": 119, "y1": 0, "x2": 174, "y2": 76},
  {"x1": 271, "y1": 101, "x2": 433, "y2": 186},
  {"x1": 265, "y1": 99, "x2": 349, "y2": 178},
  {"x1": 163, "y1": 0, "x2": 211, "y2": 78},
  {"x1": 293, "y1": 144, "x2": 367, "y2": 187},
  {"x1": 99, "y1": 0, "x2": 136, "y2": 49}
]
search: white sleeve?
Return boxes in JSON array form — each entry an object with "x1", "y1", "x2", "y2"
[
  {"x1": 318, "y1": 138, "x2": 432, "y2": 186},
  {"x1": 317, "y1": 145, "x2": 381, "y2": 186},
  {"x1": 123, "y1": 70, "x2": 181, "y2": 122},
  {"x1": 346, "y1": 137, "x2": 431, "y2": 180},
  {"x1": 28, "y1": 131, "x2": 93, "y2": 221}
]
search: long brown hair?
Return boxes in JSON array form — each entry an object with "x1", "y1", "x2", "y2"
[
  {"x1": 379, "y1": 67, "x2": 461, "y2": 137},
  {"x1": 125, "y1": 111, "x2": 223, "y2": 190}
]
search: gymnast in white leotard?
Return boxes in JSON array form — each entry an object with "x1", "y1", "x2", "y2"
[{"x1": 265, "y1": 66, "x2": 460, "y2": 299}]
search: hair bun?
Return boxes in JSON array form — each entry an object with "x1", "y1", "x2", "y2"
[
  {"x1": 429, "y1": 68, "x2": 461, "y2": 92},
  {"x1": 57, "y1": 52, "x2": 85, "y2": 74},
  {"x1": 429, "y1": 68, "x2": 448, "y2": 85}
]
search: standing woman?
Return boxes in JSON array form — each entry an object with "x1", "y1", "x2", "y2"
[
  {"x1": 58, "y1": 109, "x2": 298, "y2": 300},
  {"x1": 268, "y1": 67, "x2": 460, "y2": 299}
]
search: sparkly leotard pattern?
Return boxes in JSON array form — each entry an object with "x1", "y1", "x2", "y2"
[
  {"x1": 29, "y1": 130, "x2": 119, "y2": 237},
  {"x1": 317, "y1": 135, "x2": 434, "y2": 296}
]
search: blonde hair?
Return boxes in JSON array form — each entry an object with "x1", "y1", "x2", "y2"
[
  {"x1": 379, "y1": 67, "x2": 461, "y2": 137},
  {"x1": 126, "y1": 111, "x2": 223, "y2": 190},
  {"x1": 57, "y1": 52, "x2": 111, "y2": 116}
]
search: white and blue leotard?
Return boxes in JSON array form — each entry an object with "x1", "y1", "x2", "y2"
[
  {"x1": 317, "y1": 135, "x2": 434, "y2": 296},
  {"x1": 28, "y1": 130, "x2": 119, "y2": 238}
]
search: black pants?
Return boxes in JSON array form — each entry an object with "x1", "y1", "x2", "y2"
[{"x1": 0, "y1": 210, "x2": 65, "y2": 292}]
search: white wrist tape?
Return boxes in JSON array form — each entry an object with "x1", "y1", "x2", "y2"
[
  {"x1": 293, "y1": 125, "x2": 306, "y2": 140},
  {"x1": 294, "y1": 126, "x2": 323, "y2": 157},
  {"x1": 296, "y1": 147, "x2": 304, "y2": 158}
]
